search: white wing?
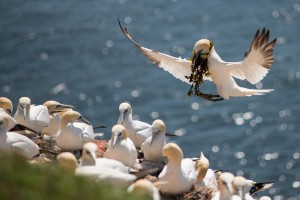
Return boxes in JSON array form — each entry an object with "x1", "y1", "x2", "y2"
[
  {"x1": 119, "y1": 19, "x2": 212, "y2": 83},
  {"x1": 226, "y1": 28, "x2": 276, "y2": 84}
]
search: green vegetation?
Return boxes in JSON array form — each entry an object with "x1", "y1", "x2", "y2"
[{"x1": 0, "y1": 153, "x2": 147, "y2": 200}]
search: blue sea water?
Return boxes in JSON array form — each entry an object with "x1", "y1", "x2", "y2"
[{"x1": 0, "y1": 0, "x2": 300, "y2": 199}]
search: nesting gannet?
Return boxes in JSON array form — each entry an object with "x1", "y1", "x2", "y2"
[
  {"x1": 57, "y1": 152, "x2": 139, "y2": 187},
  {"x1": 118, "y1": 102, "x2": 152, "y2": 148},
  {"x1": 14, "y1": 97, "x2": 50, "y2": 133},
  {"x1": 194, "y1": 152, "x2": 209, "y2": 184},
  {"x1": 157, "y1": 143, "x2": 197, "y2": 194},
  {"x1": 212, "y1": 172, "x2": 241, "y2": 200},
  {"x1": 141, "y1": 119, "x2": 166, "y2": 163},
  {"x1": 55, "y1": 110, "x2": 94, "y2": 151},
  {"x1": 119, "y1": 20, "x2": 276, "y2": 101},
  {"x1": 232, "y1": 176, "x2": 255, "y2": 200},
  {"x1": 127, "y1": 179, "x2": 161, "y2": 200},
  {"x1": 0, "y1": 113, "x2": 40, "y2": 159},
  {"x1": 42, "y1": 100, "x2": 74, "y2": 136},
  {"x1": 80, "y1": 142, "x2": 131, "y2": 173},
  {"x1": 104, "y1": 125, "x2": 137, "y2": 168}
]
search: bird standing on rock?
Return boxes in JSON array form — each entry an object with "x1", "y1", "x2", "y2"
[
  {"x1": 14, "y1": 97, "x2": 50, "y2": 134},
  {"x1": 0, "y1": 113, "x2": 40, "y2": 159},
  {"x1": 157, "y1": 143, "x2": 197, "y2": 194},
  {"x1": 141, "y1": 119, "x2": 167, "y2": 163},
  {"x1": 55, "y1": 110, "x2": 94, "y2": 151},
  {"x1": 104, "y1": 124, "x2": 137, "y2": 168},
  {"x1": 119, "y1": 19, "x2": 276, "y2": 101},
  {"x1": 118, "y1": 102, "x2": 151, "y2": 148}
]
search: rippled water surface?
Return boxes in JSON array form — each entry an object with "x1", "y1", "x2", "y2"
[{"x1": 1, "y1": 0, "x2": 300, "y2": 199}]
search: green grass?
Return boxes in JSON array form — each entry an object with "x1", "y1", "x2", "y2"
[{"x1": 0, "y1": 153, "x2": 148, "y2": 200}]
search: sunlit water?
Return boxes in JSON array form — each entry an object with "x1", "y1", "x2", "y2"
[{"x1": 1, "y1": 0, "x2": 300, "y2": 199}]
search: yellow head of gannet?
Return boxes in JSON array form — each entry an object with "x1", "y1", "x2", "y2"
[
  {"x1": 43, "y1": 100, "x2": 74, "y2": 114},
  {"x1": 18, "y1": 97, "x2": 31, "y2": 120},
  {"x1": 111, "y1": 124, "x2": 127, "y2": 148},
  {"x1": 61, "y1": 110, "x2": 91, "y2": 126},
  {"x1": 118, "y1": 102, "x2": 132, "y2": 125},
  {"x1": 150, "y1": 119, "x2": 166, "y2": 146},
  {"x1": 219, "y1": 172, "x2": 235, "y2": 196},
  {"x1": 81, "y1": 142, "x2": 98, "y2": 165},
  {"x1": 193, "y1": 39, "x2": 213, "y2": 57},
  {"x1": 0, "y1": 97, "x2": 13, "y2": 116},
  {"x1": 127, "y1": 179, "x2": 160, "y2": 200},
  {"x1": 57, "y1": 152, "x2": 78, "y2": 171},
  {"x1": 162, "y1": 143, "x2": 183, "y2": 165}
]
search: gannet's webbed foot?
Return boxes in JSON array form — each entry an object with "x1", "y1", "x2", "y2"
[{"x1": 195, "y1": 91, "x2": 224, "y2": 102}]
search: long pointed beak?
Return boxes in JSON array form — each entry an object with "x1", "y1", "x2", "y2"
[
  {"x1": 193, "y1": 50, "x2": 208, "y2": 67},
  {"x1": 238, "y1": 189, "x2": 243, "y2": 198},
  {"x1": 112, "y1": 135, "x2": 120, "y2": 149},
  {"x1": 118, "y1": 112, "x2": 125, "y2": 125},
  {"x1": 226, "y1": 183, "x2": 234, "y2": 194},
  {"x1": 90, "y1": 151, "x2": 97, "y2": 161},
  {"x1": 78, "y1": 116, "x2": 92, "y2": 126},
  {"x1": 52, "y1": 104, "x2": 74, "y2": 113},
  {"x1": 165, "y1": 132, "x2": 179, "y2": 137},
  {"x1": 150, "y1": 132, "x2": 158, "y2": 146},
  {"x1": 22, "y1": 107, "x2": 27, "y2": 120}
]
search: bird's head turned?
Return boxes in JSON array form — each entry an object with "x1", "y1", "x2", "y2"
[
  {"x1": 0, "y1": 97, "x2": 13, "y2": 115},
  {"x1": 162, "y1": 143, "x2": 183, "y2": 162},
  {"x1": 152, "y1": 119, "x2": 166, "y2": 134},
  {"x1": 193, "y1": 39, "x2": 213, "y2": 56}
]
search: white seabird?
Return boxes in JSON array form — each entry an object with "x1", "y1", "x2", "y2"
[
  {"x1": 42, "y1": 100, "x2": 74, "y2": 136},
  {"x1": 212, "y1": 172, "x2": 242, "y2": 200},
  {"x1": 55, "y1": 110, "x2": 94, "y2": 151},
  {"x1": 127, "y1": 179, "x2": 161, "y2": 200},
  {"x1": 157, "y1": 143, "x2": 197, "y2": 194},
  {"x1": 57, "y1": 152, "x2": 138, "y2": 187},
  {"x1": 118, "y1": 102, "x2": 152, "y2": 148},
  {"x1": 232, "y1": 176, "x2": 255, "y2": 200},
  {"x1": 80, "y1": 142, "x2": 132, "y2": 173},
  {"x1": 194, "y1": 152, "x2": 209, "y2": 184},
  {"x1": 14, "y1": 97, "x2": 50, "y2": 133},
  {"x1": 0, "y1": 113, "x2": 40, "y2": 159},
  {"x1": 104, "y1": 124, "x2": 137, "y2": 168},
  {"x1": 119, "y1": 20, "x2": 276, "y2": 101},
  {"x1": 141, "y1": 119, "x2": 166, "y2": 163}
]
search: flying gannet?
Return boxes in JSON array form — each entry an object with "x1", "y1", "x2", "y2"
[{"x1": 119, "y1": 19, "x2": 276, "y2": 101}]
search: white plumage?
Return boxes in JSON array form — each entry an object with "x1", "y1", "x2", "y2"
[
  {"x1": 14, "y1": 97, "x2": 50, "y2": 133},
  {"x1": 55, "y1": 110, "x2": 94, "y2": 151},
  {"x1": 117, "y1": 102, "x2": 151, "y2": 148},
  {"x1": 0, "y1": 113, "x2": 40, "y2": 159},
  {"x1": 119, "y1": 20, "x2": 276, "y2": 100},
  {"x1": 157, "y1": 143, "x2": 197, "y2": 194},
  {"x1": 141, "y1": 119, "x2": 166, "y2": 163}
]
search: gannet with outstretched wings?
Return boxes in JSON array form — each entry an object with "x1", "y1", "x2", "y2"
[{"x1": 118, "y1": 19, "x2": 276, "y2": 101}]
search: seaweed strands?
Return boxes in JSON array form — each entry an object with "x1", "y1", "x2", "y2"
[{"x1": 185, "y1": 50, "x2": 224, "y2": 102}]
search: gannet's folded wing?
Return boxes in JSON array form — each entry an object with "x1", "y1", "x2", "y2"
[
  {"x1": 226, "y1": 28, "x2": 276, "y2": 84},
  {"x1": 119, "y1": 19, "x2": 212, "y2": 83}
]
